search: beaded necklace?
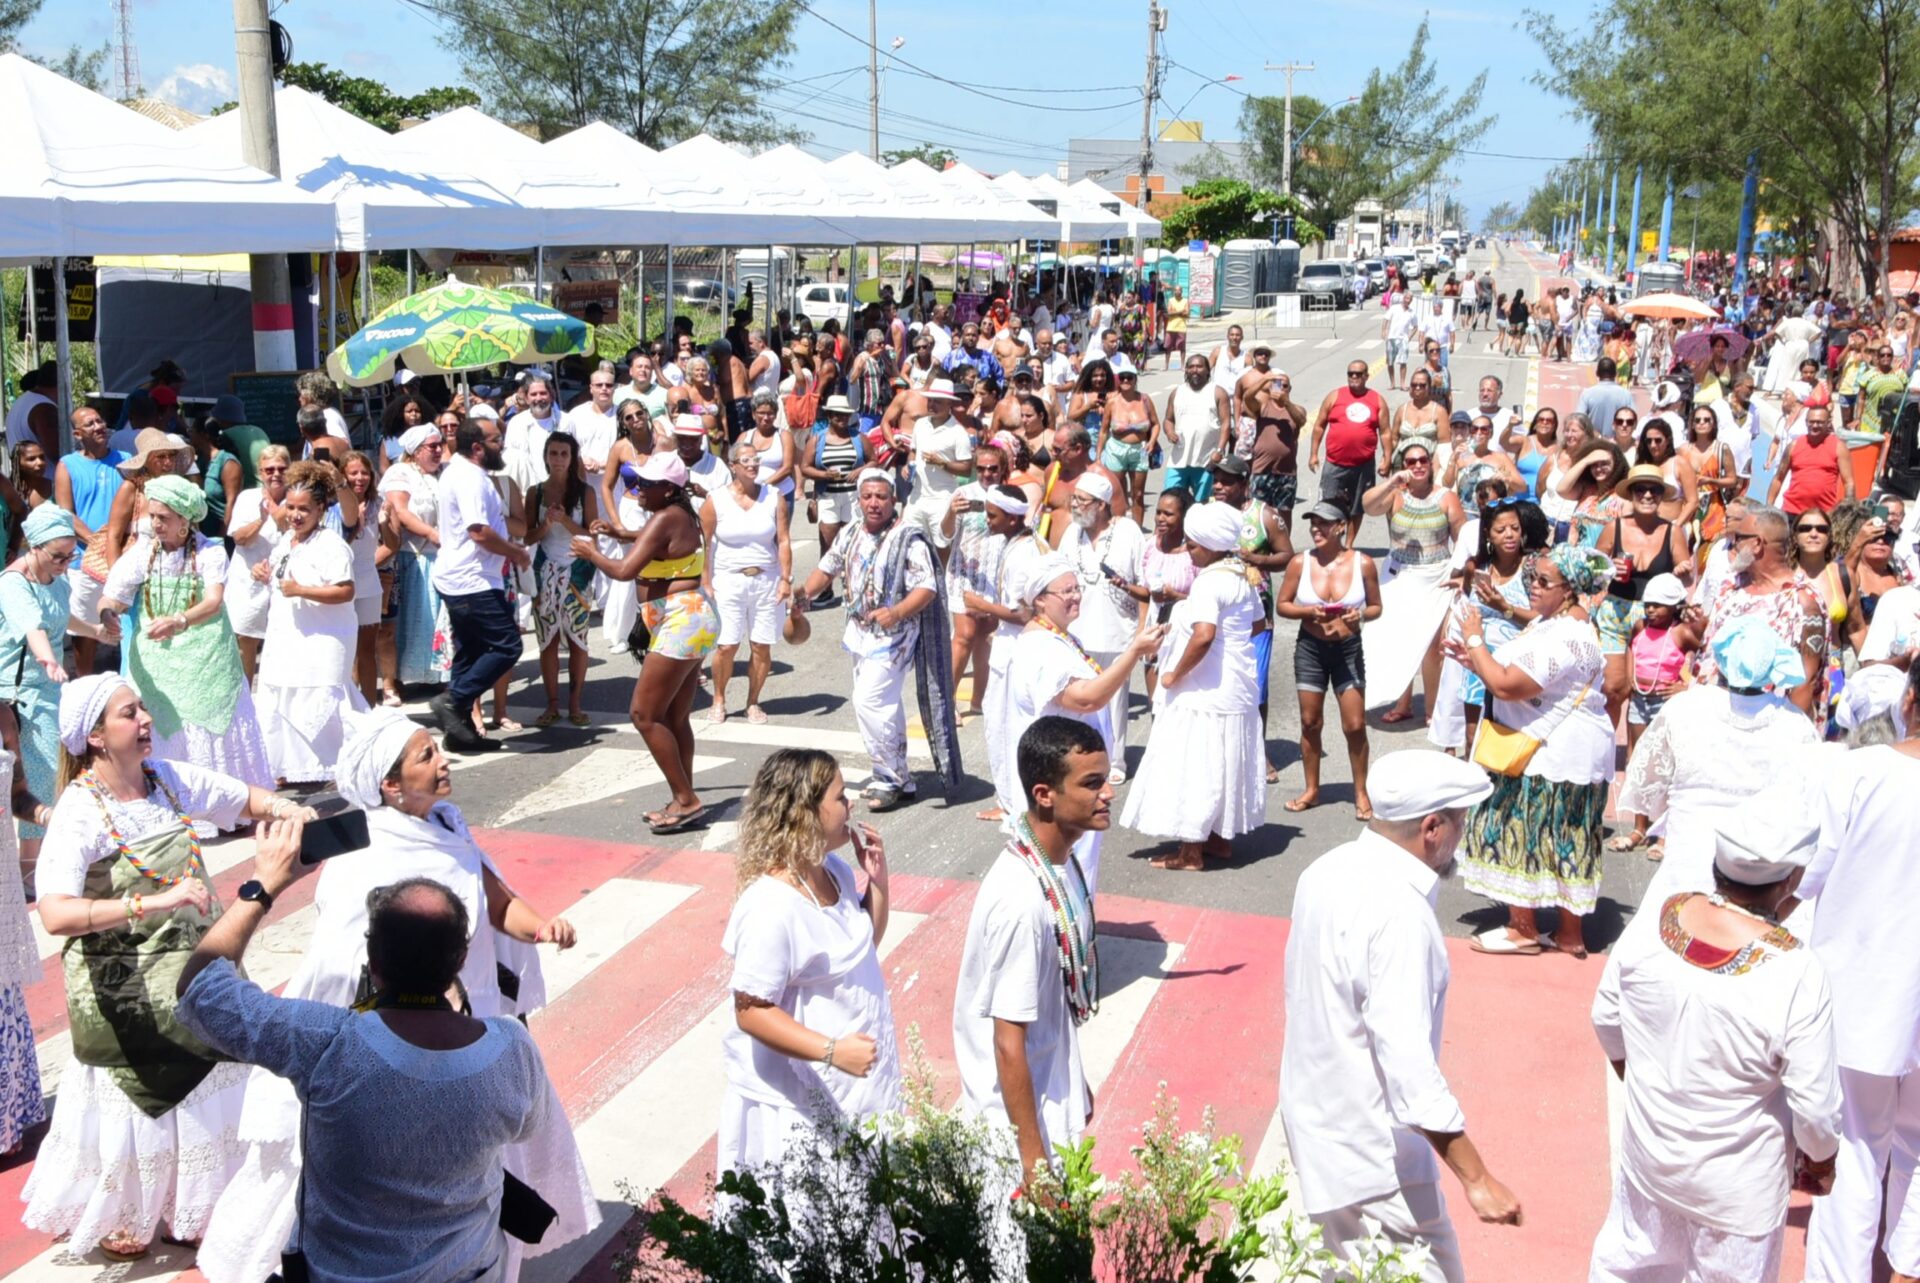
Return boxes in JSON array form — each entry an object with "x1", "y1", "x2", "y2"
[
  {"x1": 1007, "y1": 816, "x2": 1099, "y2": 1025},
  {"x1": 79, "y1": 763, "x2": 210, "y2": 890},
  {"x1": 1032, "y1": 616, "x2": 1103, "y2": 674}
]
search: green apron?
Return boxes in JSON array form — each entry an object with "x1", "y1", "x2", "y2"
[
  {"x1": 64, "y1": 819, "x2": 226, "y2": 1118},
  {"x1": 126, "y1": 570, "x2": 246, "y2": 742}
]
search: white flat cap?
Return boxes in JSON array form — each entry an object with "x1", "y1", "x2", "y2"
[{"x1": 1369, "y1": 750, "x2": 1494, "y2": 822}]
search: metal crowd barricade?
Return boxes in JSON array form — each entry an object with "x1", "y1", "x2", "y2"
[{"x1": 1253, "y1": 292, "x2": 1338, "y2": 341}]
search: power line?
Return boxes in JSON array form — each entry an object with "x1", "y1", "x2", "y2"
[{"x1": 791, "y1": 0, "x2": 1146, "y2": 113}]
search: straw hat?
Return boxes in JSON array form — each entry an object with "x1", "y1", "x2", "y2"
[
  {"x1": 118, "y1": 429, "x2": 193, "y2": 477},
  {"x1": 1614, "y1": 462, "x2": 1678, "y2": 501}
]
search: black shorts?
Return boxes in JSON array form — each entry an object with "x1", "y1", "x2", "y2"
[
  {"x1": 1319, "y1": 459, "x2": 1376, "y2": 517},
  {"x1": 1294, "y1": 628, "x2": 1366, "y2": 695}
]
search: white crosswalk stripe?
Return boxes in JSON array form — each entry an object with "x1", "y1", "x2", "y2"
[{"x1": 489, "y1": 748, "x2": 734, "y2": 828}]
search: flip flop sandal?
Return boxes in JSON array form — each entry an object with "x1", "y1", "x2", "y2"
[
  {"x1": 1605, "y1": 833, "x2": 1646, "y2": 852},
  {"x1": 707, "y1": 705, "x2": 728, "y2": 724},
  {"x1": 1469, "y1": 928, "x2": 1544, "y2": 956},
  {"x1": 745, "y1": 705, "x2": 769, "y2": 725},
  {"x1": 534, "y1": 710, "x2": 561, "y2": 728},
  {"x1": 648, "y1": 806, "x2": 708, "y2": 836},
  {"x1": 381, "y1": 691, "x2": 405, "y2": 708},
  {"x1": 98, "y1": 1233, "x2": 148, "y2": 1261},
  {"x1": 569, "y1": 712, "x2": 591, "y2": 727},
  {"x1": 1283, "y1": 796, "x2": 1318, "y2": 813}
]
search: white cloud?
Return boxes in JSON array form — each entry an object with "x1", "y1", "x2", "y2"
[{"x1": 153, "y1": 62, "x2": 232, "y2": 113}]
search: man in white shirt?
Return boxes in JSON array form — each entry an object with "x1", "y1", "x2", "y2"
[
  {"x1": 1059, "y1": 472, "x2": 1145, "y2": 775},
  {"x1": 614, "y1": 353, "x2": 671, "y2": 422},
  {"x1": 1091, "y1": 328, "x2": 1136, "y2": 377},
  {"x1": 1280, "y1": 750, "x2": 1520, "y2": 1281},
  {"x1": 919, "y1": 302, "x2": 954, "y2": 366},
  {"x1": 4, "y1": 362, "x2": 58, "y2": 454},
  {"x1": 502, "y1": 372, "x2": 561, "y2": 491},
  {"x1": 562, "y1": 368, "x2": 619, "y2": 475},
  {"x1": 1590, "y1": 807, "x2": 1841, "y2": 1281},
  {"x1": 1041, "y1": 332, "x2": 1077, "y2": 414},
  {"x1": 1209, "y1": 324, "x2": 1247, "y2": 391},
  {"x1": 953, "y1": 715, "x2": 1107, "y2": 1191},
  {"x1": 428, "y1": 418, "x2": 532, "y2": 755},
  {"x1": 1712, "y1": 373, "x2": 1764, "y2": 479},
  {"x1": 1383, "y1": 294, "x2": 1416, "y2": 391},
  {"x1": 904, "y1": 379, "x2": 973, "y2": 552},
  {"x1": 1419, "y1": 298, "x2": 1457, "y2": 367},
  {"x1": 1469, "y1": 375, "x2": 1519, "y2": 453}
]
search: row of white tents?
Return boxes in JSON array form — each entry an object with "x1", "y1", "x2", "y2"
[{"x1": 1, "y1": 52, "x2": 1160, "y2": 263}]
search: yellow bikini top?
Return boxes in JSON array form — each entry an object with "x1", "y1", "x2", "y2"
[{"x1": 639, "y1": 547, "x2": 704, "y2": 581}]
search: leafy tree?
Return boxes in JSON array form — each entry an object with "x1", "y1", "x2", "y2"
[
  {"x1": 1, "y1": 0, "x2": 109, "y2": 92},
  {"x1": 1481, "y1": 200, "x2": 1520, "y2": 232},
  {"x1": 1236, "y1": 22, "x2": 1494, "y2": 231},
  {"x1": 421, "y1": 0, "x2": 801, "y2": 147},
  {"x1": 880, "y1": 142, "x2": 957, "y2": 170},
  {"x1": 275, "y1": 62, "x2": 478, "y2": 131},
  {"x1": 1528, "y1": 0, "x2": 1920, "y2": 295},
  {"x1": 1156, "y1": 179, "x2": 1323, "y2": 245}
]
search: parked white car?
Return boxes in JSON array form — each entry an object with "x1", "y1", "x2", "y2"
[{"x1": 799, "y1": 282, "x2": 851, "y2": 327}]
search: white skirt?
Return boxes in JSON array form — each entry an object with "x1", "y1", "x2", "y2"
[
  {"x1": 1362, "y1": 559, "x2": 1455, "y2": 711},
  {"x1": 1120, "y1": 704, "x2": 1264, "y2": 842},
  {"x1": 984, "y1": 648, "x2": 1021, "y2": 815},
  {"x1": 21, "y1": 1058, "x2": 249, "y2": 1248},
  {"x1": 152, "y1": 681, "x2": 277, "y2": 800},
  {"x1": 225, "y1": 575, "x2": 272, "y2": 640},
  {"x1": 256, "y1": 681, "x2": 369, "y2": 784}
]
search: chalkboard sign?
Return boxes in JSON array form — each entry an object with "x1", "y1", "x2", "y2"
[{"x1": 228, "y1": 370, "x2": 304, "y2": 447}]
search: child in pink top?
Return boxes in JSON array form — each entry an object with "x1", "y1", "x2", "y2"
[{"x1": 1626, "y1": 572, "x2": 1700, "y2": 754}]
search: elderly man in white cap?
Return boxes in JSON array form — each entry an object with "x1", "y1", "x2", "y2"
[
  {"x1": 1120, "y1": 501, "x2": 1266, "y2": 871},
  {"x1": 193, "y1": 706, "x2": 591, "y2": 1282},
  {"x1": 1590, "y1": 802, "x2": 1841, "y2": 1283},
  {"x1": 795, "y1": 469, "x2": 963, "y2": 811},
  {"x1": 1058, "y1": 469, "x2": 1148, "y2": 780},
  {"x1": 1280, "y1": 749, "x2": 1521, "y2": 1280},
  {"x1": 669, "y1": 413, "x2": 728, "y2": 504},
  {"x1": 904, "y1": 378, "x2": 973, "y2": 556},
  {"x1": 1803, "y1": 663, "x2": 1920, "y2": 1283}
]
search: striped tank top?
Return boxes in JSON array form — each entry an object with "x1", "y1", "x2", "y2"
[{"x1": 1388, "y1": 488, "x2": 1451, "y2": 569}]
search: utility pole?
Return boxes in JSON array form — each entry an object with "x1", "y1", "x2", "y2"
[
  {"x1": 1264, "y1": 59, "x2": 1316, "y2": 198},
  {"x1": 867, "y1": 0, "x2": 880, "y2": 160},
  {"x1": 234, "y1": 0, "x2": 295, "y2": 372},
  {"x1": 1138, "y1": 3, "x2": 1165, "y2": 213}
]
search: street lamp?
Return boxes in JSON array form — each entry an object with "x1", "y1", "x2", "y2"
[
  {"x1": 1681, "y1": 183, "x2": 1704, "y2": 282},
  {"x1": 878, "y1": 35, "x2": 906, "y2": 118}
]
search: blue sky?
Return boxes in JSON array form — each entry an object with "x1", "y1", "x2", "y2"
[{"x1": 18, "y1": 0, "x2": 1588, "y2": 224}]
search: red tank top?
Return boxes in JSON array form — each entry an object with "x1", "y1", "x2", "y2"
[
  {"x1": 1326, "y1": 387, "x2": 1386, "y2": 467},
  {"x1": 1781, "y1": 432, "x2": 1842, "y2": 514}
]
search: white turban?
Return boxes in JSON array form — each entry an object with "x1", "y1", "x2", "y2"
[
  {"x1": 1184, "y1": 501, "x2": 1242, "y2": 553},
  {"x1": 1018, "y1": 553, "x2": 1076, "y2": 607},
  {"x1": 1074, "y1": 472, "x2": 1114, "y2": 504},
  {"x1": 398, "y1": 425, "x2": 442, "y2": 456},
  {"x1": 337, "y1": 708, "x2": 426, "y2": 810},
  {"x1": 1652, "y1": 380, "x2": 1683, "y2": 409},
  {"x1": 1713, "y1": 803, "x2": 1818, "y2": 886},
  {"x1": 857, "y1": 468, "x2": 895, "y2": 491},
  {"x1": 1837, "y1": 664, "x2": 1909, "y2": 736},
  {"x1": 59, "y1": 674, "x2": 132, "y2": 755},
  {"x1": 1368, "y1": 750, "x2": 1495, "y2": 822},
  {"x1": 983, "y1": 487, "x2": 1031, "y2": 516}
]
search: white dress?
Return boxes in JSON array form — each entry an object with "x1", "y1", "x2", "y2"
[
  {"x1": 104, "y1": 535, "x2": 274, "y2": 791},
  {"x1": 223, "y1": 487, "x2": 280, "y2": 640},
  {"x1": 197, "y1": 802, "x2": 595, "y2": 1283},
  {"x1": 984, "y1": 534, "x2": 1049, "y2": 816},
  {"x1": 1121, "y1": 562, "x2": 1265, "y2": 842},
  {"x1": 0, "y1": 746, "x2": 44, "y2": 1153},
  {"x1": 718, "y1": 854, "x2": 902, "y2": 1177},
  {"x1": 22, "y1": 762, "x2": 253, "y2": 1246},
  {"x1": 1614, "y1": 686, "x2": 1819, "y2": 949},
  {"x1": 255, "y1": 528, "x2": 369, "y2": 783},
  {"x1": 1005, "y1": 626, "x2": 1111, "y2": 891}
]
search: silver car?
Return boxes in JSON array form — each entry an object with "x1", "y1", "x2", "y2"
[{"x1": 1296, "y1": 261, "x2": 1350, "y2": 309}]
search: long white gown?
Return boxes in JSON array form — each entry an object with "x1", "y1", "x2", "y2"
[
  {"x1": 255, "y1": 528, "x2": 368, "y2": 784},
  {"x1": 718, "y1": 854, "x2": 901, "y2": 1177},
  {"x1": 195, "y1": 802, "x2": 597, "y2": 1283}
]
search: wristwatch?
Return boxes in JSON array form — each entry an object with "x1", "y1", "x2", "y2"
[
  {"x1": 236, "y1": 880, "x2": 274, "y2": 911},
  {"x1": 1465, "y1": 634, "x2": 1486, "y2": 649}
]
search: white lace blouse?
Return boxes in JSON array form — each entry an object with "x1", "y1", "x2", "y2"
[{"x1": 1488, "y1": 614, "x2": 1612, "y2": 784}]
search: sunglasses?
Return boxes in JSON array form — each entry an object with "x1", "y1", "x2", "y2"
[
  {"x1": 1523, "y1": 572, "x2": 1566, "y2": 591},
  {"x1": 1614, "y1": 415, "x2": 1636, "y2": 424},
  {"x1": 1630, "y1": 485, "x2": 1663, "y2": 499},
  {"x1": 1796, "y1": 523, "x2": 1830, "y2": 534}
]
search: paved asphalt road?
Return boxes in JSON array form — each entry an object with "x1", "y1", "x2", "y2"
[{"x1": 435, "y1": 243, "x2": 1656, "y2": 944}]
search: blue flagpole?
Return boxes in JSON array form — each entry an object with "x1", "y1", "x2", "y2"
[
  {"x1": 1625, "y1": 167, "x2": 1644, "y2": 286},
  {"x1": 1657, "y1": 174, "x2": 1674, "y2": 264}
]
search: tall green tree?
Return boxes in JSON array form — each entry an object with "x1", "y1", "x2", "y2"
[
  {"x1": 1155, "y1": 179, "x2": 1322, "y2": 245},
  {"x1": 1, "y1": 0, "x2": 108, "y2": 92},
  {"x1": 880, "y1": 143, "x2": 957, "y2": 170},
  {"x1": 1481, "y1": 201, "x2": 1520, "y2": 231},
  {"x1": 1529, "y1": 0, "x2": 1920, "y2": 294},
  {"x1": 278, "y1": 62, "x2": 479, "y2": 131},
  {"x1": 1237, "y1": 22, "x2": 1495, "y2": 231},
  {"x1": 421, "y1": 0, "x2": 801, "y2": 147}
]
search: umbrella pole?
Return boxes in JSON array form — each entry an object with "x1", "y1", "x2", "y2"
[
  {"x1": 327, "y1": 253, "x2": 337, "y2": 355},
  {"x1": 406, "y1": 249, "x2": 415, "y2": 295},
  {"x1": 0, "y1": 271, "x2": 11, "y2": 419},
  {"x1": 665, "y1": 247, "x2": 675, "y2": 344},
  {"x1": 535, "y1": 246, "x2": 545, "y2": 304},
  {"x1": 53, "y1": 257, "x2": 72, "y2": 451},
  {"x1": 635, "y1": 252, "x2": 646, "y2": 345},
  {"x1": 359, "y1": 251, "x2": 370, "y2": 332},
  {"x1": 911, "y1": 246, "x2": 921, "y2": 322},
  {"x1": 765, "y1": 244, "x2": 774, "y2": 339}
]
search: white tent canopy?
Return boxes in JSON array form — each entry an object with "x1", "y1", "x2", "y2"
[
  {"x1": 1024, "y1": 172, "x2": 1133, "y2": 240},
  {"x1": 918, "y1": 161, "x2": 1062, "y2": 242},
  {"x1": 0, "y1": 53, "x2": 335, "y2": 262},
  {"x1": 1067, "y1": 176, "x2": 1161, "y2": 237},
  {"x1": 180, "y1": 86, "x2": 539, "y2": 253}
]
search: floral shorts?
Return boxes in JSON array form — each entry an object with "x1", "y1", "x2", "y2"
[{"x1": 641, "y1": 588, "x2": 720, "y2": 660}]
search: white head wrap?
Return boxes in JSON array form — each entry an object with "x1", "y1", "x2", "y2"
[
  {"x1": 1652, "y1": 380, "x2": 1683, "y2": 409},
  {"x1": 1837, "y1": 664, "x2": 1909, "y2": 736},
  {"x1": 1713, "y1": 804, "x2": 1818, "y2": 886},
  {"x1": 1184, "y1": 501, "x2": 1242, "y2": 553},
  {"x1": 337, "y1": 708, "x2": 426, "y2": 810},
  {"x1": 1368, "y1": 750, "x2": 1495, "y2": 821},
  {"x1": 1785, "y1": 380, "x2": 1813, "y2": 401},
  {"x1": 984, "y1": 487, "x2": 1031, "y2": 516},
  {"x1": 1018, "y1": 553, "x2": 1077, "y2": 607},
  {"x1": 857, "y1": 468, "x2": 896, "y2": 491},
  {"x1": 59, "y1": 674, "x2": 132, "y2": 755},
  {"x1": 1074, "y1": 472, "x2": 1115, "y2": 504},
  {"x1": 398, "y1": 425, "x2": 442, "y2": 456}
]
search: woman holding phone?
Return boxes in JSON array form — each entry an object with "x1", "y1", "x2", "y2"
[
  {"x1": 1275, "y1": 501, "x2": 1382, "y2": 818},
  {"x1": 719, "y1": 749, "x2": 898, "y2": 1180}
]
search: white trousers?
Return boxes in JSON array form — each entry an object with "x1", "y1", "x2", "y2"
[
  {"x1": 1805, "y1": 1066, "x2": 1920, "y2": 1282},
  {"x1": 1312, "y1": 1183, "x2": 1464, "y2": 1283},
  {"x1": 1589, "y1": 1175, "x2": 1783, "y2": 1283},
  {"x1": 852, "y1": 649, "x2": 913, "y2": 792},
  {"x1": 1087, "y1": 648, "x2": 1132, "y2": 773}
]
